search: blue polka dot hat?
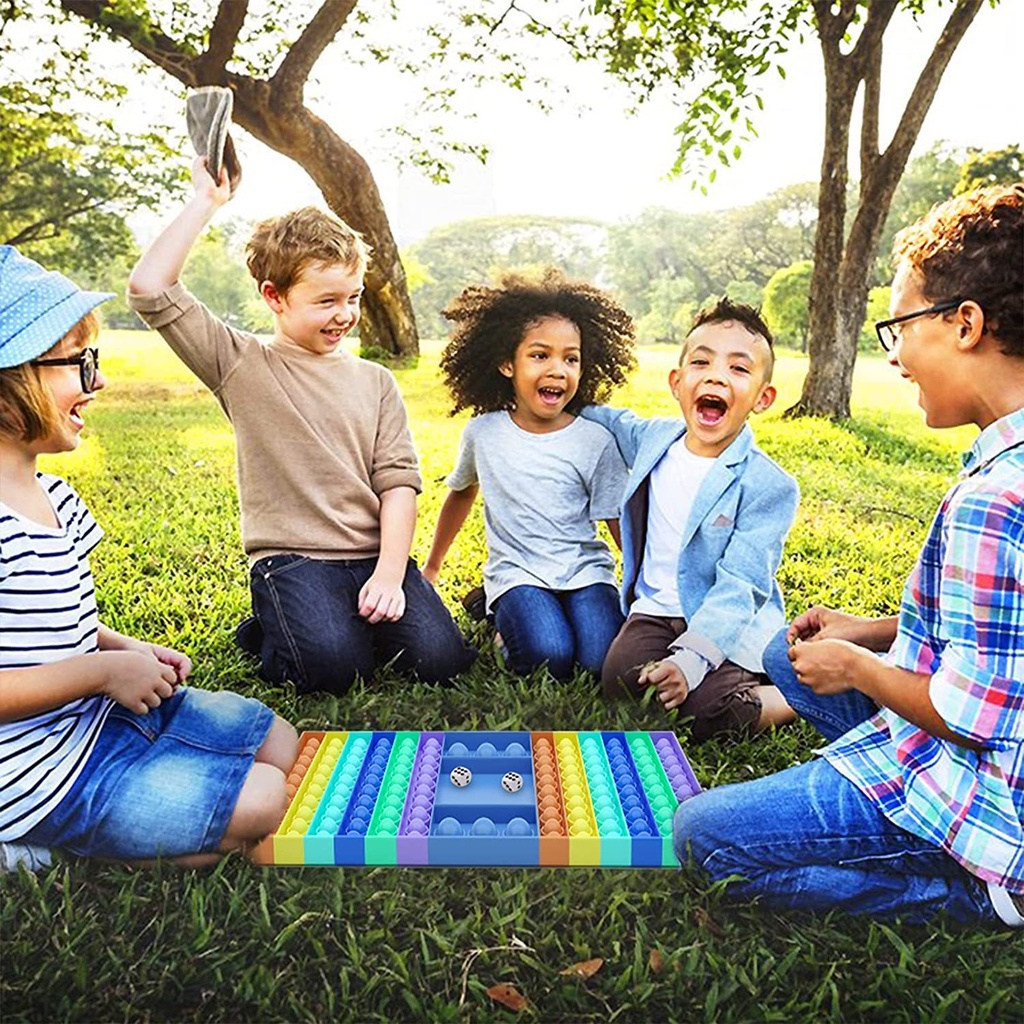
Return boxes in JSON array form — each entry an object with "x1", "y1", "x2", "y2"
[{"x1": 0, "y1": 246, "x2": 114, "y2": 368}]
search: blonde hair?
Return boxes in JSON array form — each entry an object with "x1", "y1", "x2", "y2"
[
  {"x1": 246, "y1": 206, "x2": 371, "y2": 294},
  {"x1": 0, "y1": 309, "x2": 100, "y2": 442}
]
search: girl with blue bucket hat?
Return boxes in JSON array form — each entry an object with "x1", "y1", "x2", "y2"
[{"x1": 0, "y1": 246, "x2": 297, "y2": 868}]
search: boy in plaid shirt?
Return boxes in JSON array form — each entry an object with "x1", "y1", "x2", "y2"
[{"x1": 674, "y1": 184, "x2": 1024, "y2": 926}]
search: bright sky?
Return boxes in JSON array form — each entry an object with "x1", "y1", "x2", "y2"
[
  {"x1": 13, "y1": 1, "x2": 1020, "y2": 245},
  {"x1": 222, "y1": 0, "x2": 1022, "y2": 245}
]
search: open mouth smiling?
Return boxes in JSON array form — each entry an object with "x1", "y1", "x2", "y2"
[
  {"x1": 69, "y1": 401, "x2": 89, "y2": 428},
  {"x1": 695, "y1": 394, "x2": 728, "y2": 425},
  {"x1": 538, "y1": 386, "x2": 565, "y2": 404}
]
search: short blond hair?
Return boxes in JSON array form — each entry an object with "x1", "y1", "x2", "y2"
[
  {"x1": 0, "y1": 310, "x2": 100, "y2": 442},
  {"x1": 246, "y1": 206, "x2": 371, "y2": 294}
]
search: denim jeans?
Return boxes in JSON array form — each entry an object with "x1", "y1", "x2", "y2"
[
  {"x1": 246, "y1": 555, "x2": 476, "y2": 696},
  {"x1": 23, "y1": 688, "x2": 273, "y2": 859},
  {"x1": 761, "y1": 628, "x2": 878, "y2": 741},
  {"x1": 673, "y1": 626, "x2": 997, "y2": 924},
  {"x1": 492, "y1": 583, "x2": 623, "y2": 679}
]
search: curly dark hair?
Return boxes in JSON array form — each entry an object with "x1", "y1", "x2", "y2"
[
  {"x1": 892, "y1": 183, "x2": 1023, "y2": 356},
  {"x1": 439, "y1": 269, "x2": 636, "y2": 416}
]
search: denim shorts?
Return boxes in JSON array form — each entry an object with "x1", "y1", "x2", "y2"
[{"x1": 23, "y1": 687, "x2": 274, "y2": 860}]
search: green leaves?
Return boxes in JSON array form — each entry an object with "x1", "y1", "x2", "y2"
[
  {"x1": 571, "y1": 1, "x2": 809, "y2": 186},
  {"x1": 0, "y1": 72, "x2": 184, "y2": 275}
]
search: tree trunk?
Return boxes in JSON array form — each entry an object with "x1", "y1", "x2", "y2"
[
  {"x1": 60, "y1": 0, "x2": 419, "y2": 358},
  {"x1": 789, "y1": 0, "x2": 985, "y2": 419},
  {"x1": 787, "y1": 6, "x2": 858, "y2": 420},
  {"x1": 230, "y1": 81, "x2": 418, "y2": 357}
]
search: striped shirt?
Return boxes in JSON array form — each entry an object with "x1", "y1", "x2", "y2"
[
  {"x1": 0, "y1": 474, "x2": 112, "y2": 842},
  {"x1": 824, "y1": 408, "x2": 1024, "y2": 891}
]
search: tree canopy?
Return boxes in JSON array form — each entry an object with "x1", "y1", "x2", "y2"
[
  {"x1": 0, "y1": 42, "x2": 181, "y2": 278},
  {"x1": 501, "y1": 0, "x2": 993, "y2": 418}
]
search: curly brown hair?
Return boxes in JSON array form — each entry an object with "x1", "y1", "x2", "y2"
[
  {"x1": 439, "y1": 269, "x2": 636, "y2": 416},
  {"x1": 892, "y1": 183, "x2": 1023, "y2": 356}
]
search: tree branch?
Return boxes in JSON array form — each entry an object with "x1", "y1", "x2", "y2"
[
  {"x1": 196, "y1": 0, "x2": 249, "y2": 83},
  {"x1": 60, "y1": 0, "x2": 202, "y2": 86},
  {"x1": 812, "y1": 0, "x2": 856, "y2": 48},
  {"x1": 272, "y1": 0, "x2": 356, "y2": 100},
  {"x1": 849, "y1": 0, "x2": 896, "y2": 67},
  {"x1": 5, "y1": 196, "x2": 113, "y2": 246},
  {"x1": 881, "y1": 0, "x2": 985, "y2": 175},
  {"x1": 859, "y1": 32, "x2": 882, "y2": 180}
]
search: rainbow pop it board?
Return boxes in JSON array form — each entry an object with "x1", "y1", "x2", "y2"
[{"x1": 251, "y1": 730, "x2": 700, "y2": 867}]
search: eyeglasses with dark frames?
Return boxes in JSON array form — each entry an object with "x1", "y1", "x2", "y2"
[
  {"x1": 875, "y1": 300, "x2": 962, "y2": 352},
  {"x1": 30, "y1": 347, "x2": 100, "y2": 393}
]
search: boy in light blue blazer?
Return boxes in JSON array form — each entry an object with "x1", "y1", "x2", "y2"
[{"x1": 582, "y1": 298, "x2": 799, "y2": 741}]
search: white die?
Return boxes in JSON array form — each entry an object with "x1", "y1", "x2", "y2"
[
  {"x1": 450, "y1": 765, "x2": 472, "y2": 787},
  {"x1": 501, "y1": 771, "x2": 523, "y2": 793}
]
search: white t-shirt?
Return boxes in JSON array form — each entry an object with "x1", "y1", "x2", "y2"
[
  {"x1": 631, "y1": 438, "x2": 716, "y2": 616},
  {"x1": 447, "y1": 411, "x2": 628, "y2": 611},
  {"x1": 0, "y1": 474, "x2": 112, "y2": 842}
]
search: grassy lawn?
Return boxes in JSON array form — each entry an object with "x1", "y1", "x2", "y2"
[{"x1": 2, "y1": 333, "x2": 1020, "y2": 1022}]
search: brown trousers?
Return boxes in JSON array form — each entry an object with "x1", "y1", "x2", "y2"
[{"x1": 601, "y1": 613, "x2": 764, "y2": 742}]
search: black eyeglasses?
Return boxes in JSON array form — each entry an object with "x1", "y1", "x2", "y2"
[
  {"x1": 875, "y1": 300, "x2": 962, "y2": 352},
  {"x1": 31, "y1": 347, "x2": 100, "y2": 393}
]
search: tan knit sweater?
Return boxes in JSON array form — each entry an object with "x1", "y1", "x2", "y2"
[{"x1": 128, "y1": 284, "x2": 421, "y2": 563}]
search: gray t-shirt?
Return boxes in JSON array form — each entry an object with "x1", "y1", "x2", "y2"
[{"x1": 447, "y1": 411, "x2": 628, "y2": 610}]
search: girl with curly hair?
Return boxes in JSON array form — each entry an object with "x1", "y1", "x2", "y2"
[{"x1": 422, "y1": 269, "x2": 636, "y2": 680}]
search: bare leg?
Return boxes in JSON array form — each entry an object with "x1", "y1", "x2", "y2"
[
  {"x1": 219, "y1": 761, "x2": 290, "y2": 855},
  {"x1": 255, "y1": 714, "x2": 299, "y2": 772},
  {"x1": 97, "y1": 717, "x2": 298, "y2": 869},
  {"x1": 754, "y1": 684, "x2": 797, "y2": 732}
]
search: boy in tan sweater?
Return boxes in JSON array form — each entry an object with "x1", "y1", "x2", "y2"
[{"x1": 128, "y1": 158, "x2": 475, "y2": 696}]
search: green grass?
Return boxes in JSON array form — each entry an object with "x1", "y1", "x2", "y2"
[{"x1": 3, "y1": 334, "x2": 1021, "y2": 1022}]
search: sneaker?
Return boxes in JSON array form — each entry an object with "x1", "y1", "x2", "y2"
[
  {"x1": 0, "y1": 842, "x2": 52, "y2": 874},
  {"x1": 461, "y1": 586, "x2": 487, "y2": 623},
  {"x1": 986, "y1": 881, "x2": 1024, "y2": 927}
]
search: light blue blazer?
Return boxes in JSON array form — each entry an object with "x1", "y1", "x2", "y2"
[{"x1": 581, "y1": 406, "x2": 799, "y2": 674}]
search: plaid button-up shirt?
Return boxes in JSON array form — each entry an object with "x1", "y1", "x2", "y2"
[{"x1": 824, "y1": 408, "x2": 1024, "y2": 891}]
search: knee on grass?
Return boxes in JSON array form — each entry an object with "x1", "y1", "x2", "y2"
[
  {"x1": 601, "y1": 661, "x2": 643, "y2": 699},
  {"x1": 509, "y1": 643, "x2": 575, "y2": 681},
  {"x1": 672, "y1": 792, "x2": 731, "y2": 876}
]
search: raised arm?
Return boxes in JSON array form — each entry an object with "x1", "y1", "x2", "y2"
[
  {"x1": 128, "y1": 157, "x2": 233, "y2": 296},
  {"x1": 422, "y1": 485, "x2": 480, "y2": 585}
]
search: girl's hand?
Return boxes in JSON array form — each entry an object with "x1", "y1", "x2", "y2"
[
  {"x1": 358, "y1": 571, "x2": 406, "y2": 623},
  {"x1": 100, "y1": 651, "x2": 179, "y2": 715},
  {"x1": 191, "y1": 155, "x2": 233, "y2": 208},
  {"x1": 147, "y1": 642, "x2": 192, "y2": 684},
  {"x1": 788, "y1": 638, "x2": 865, "y2": 695},
  {"x1": 117, "y1": 637, "x2": 192, "y2": 684},
  {"x1": 420, "y1": 565, "x2": 440, "y2": 586},
  {"x1": 638, "y1": 660, "x2": 690, "y2": 711}
]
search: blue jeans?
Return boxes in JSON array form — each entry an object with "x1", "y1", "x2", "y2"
[
  {"x1": 673, "y1": 627, "x2": 996, "y2": 924},
  {"x1": 762, "y1": 629, "x2": 877, "y2": 741},
  {"x1": 23, "y1": 688, "x2": 273, "y2": 859},
  {"x1": 245, "y1": 555, "x2": 476, "y2": 695},
  {"x1": 493, "y1": 583, "x2": 623, "y2": 680}
]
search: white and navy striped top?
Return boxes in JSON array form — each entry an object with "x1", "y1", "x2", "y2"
[{"x1": 0, "y1": 474, "x2": 113, "y2": 841}]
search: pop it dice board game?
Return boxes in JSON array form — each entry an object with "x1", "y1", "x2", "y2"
[{"x1": 251, "y1": 730, "x2": 700, "y2": 867}]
